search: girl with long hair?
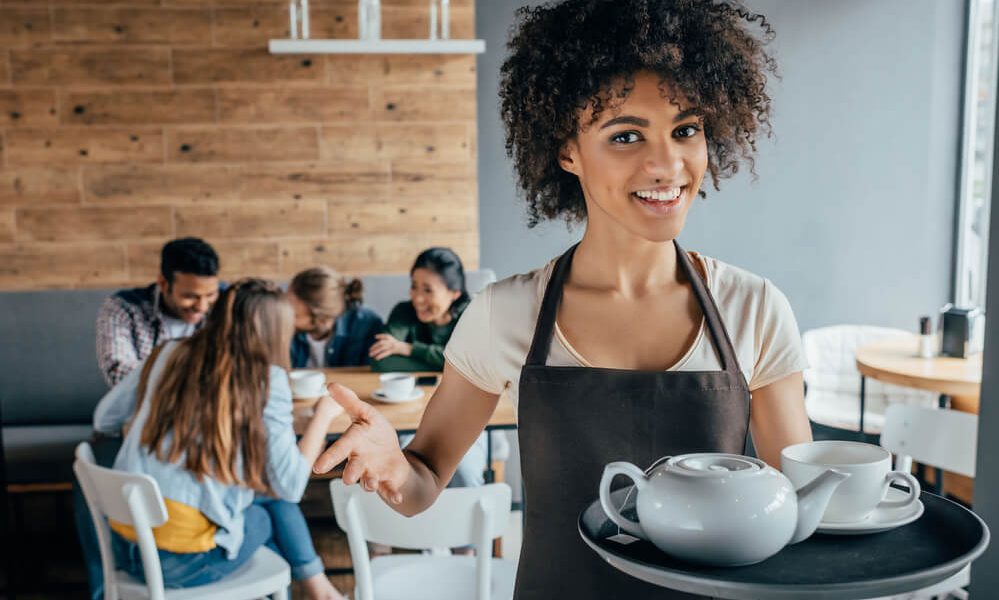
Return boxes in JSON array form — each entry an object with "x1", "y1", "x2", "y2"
[{"x1": 104, "y1": 278, "x2": 345, "y2": 599}]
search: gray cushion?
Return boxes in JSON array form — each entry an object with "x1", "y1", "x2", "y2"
[
  {"x1": 2, "y1": 424, "x2": 93, "y2": 483},
  {"x1": 0, "y1": 288, "x2": 112, "y2": 425}
]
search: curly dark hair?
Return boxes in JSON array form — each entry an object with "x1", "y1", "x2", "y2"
[{"x1": 499, "y1": 0, "x2": 777, "y2": 226}]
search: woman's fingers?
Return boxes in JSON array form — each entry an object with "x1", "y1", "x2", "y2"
[
  {"x1": 326, "y1": 383, "x2": 372, "y2": 421},
  {"x1": 341, "y1": 455, "x2": 366, "y2": 486},
  {"x1": 314, "y1": 429, "x2": 359, "y2": 473}
]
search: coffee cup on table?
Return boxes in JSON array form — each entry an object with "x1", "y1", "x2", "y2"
[
  {"x1": 289, "y1": 370, "x2": 327, "y2": 400},
  {"x1": 781, "y1": 440, "x2": 920, "y2": 524},
  {"x1": 379, "y1": 373, "x2": 416, "y2": 400}
]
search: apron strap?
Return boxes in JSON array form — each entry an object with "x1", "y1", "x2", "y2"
[
  {"x1": 674, "y1": 242, "x2": 741, "y2": 374},
  {"x1": 525, "y1": 244, "x2": 578, "y2": 367},
  {"x1": 525, "y1": 241, "x2": 742, "y2": 375}
]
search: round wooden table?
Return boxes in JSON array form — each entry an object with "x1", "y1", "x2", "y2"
[
  {"x1": 855, "y1": 335, "x2": 982, "y2": 413},
  {"x1": 855, "y1": 335, "x2": 983, "y2": 503}
]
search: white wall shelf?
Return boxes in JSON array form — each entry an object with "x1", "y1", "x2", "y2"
[{"x1": 268, "y1": 39, "x2": 486, "y2": 54}]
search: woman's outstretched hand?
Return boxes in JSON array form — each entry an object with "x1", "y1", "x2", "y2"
[
  {"x1": 313, "y1": 383, "x2": 410, "y2": 504},
  {"x1": 368, "y1": 333, "x2": 412, "y2": 360}
]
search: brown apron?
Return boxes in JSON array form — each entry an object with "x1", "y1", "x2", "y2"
[{"x1": 515, "y1": 241, "x2": 752, "y2": 599}]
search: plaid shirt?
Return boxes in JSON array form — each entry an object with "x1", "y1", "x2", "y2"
[{"x1": 95, "y1": 284, "x2": 180, "y2": 387}]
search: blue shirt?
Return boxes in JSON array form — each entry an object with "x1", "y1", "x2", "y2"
[
  {"x1": 99, "y1": 341, "x2": 311, "y2": 558},
  {"x1": 290, "y1": 305, "x2": 383, "y2": 368}
]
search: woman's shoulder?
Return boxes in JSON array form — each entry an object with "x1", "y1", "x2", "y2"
[
  {"x1": 387, "y1": 300, "x2": 418, "y2": 321},
  {"x1": 485, "y1": 259, "x2": 557, "y2": 306},
  {"x1": 692, "y1": 252, "x2": 769, "y2": 296}
]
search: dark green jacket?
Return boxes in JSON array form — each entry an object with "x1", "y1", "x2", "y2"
[{"x1": 372, "y1": 301, "x2": 464, "y2": 372}]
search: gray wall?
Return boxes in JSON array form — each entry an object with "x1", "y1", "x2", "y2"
[{"x1": 475, "y1": 0, "x2": 965, "y2": 333}]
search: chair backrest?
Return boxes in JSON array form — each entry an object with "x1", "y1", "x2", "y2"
[
  {"x1": 881, "y1": 404, "x2": 978, "y2": 478},
  {"x1": 73, "y1": 442, "x2": 169, "y2": 600},
  {"x1": 330, "y1": 480, "x2": 512, "y2": 600},
  {"x1": 802, "y1": 325, "x2": 937, "y2": 401}
]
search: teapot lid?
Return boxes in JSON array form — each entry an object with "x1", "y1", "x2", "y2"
[{"x1": 663, "y1": 453, "x2": 766, "y2": 478}]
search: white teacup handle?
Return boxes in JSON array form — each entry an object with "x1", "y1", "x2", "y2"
[
  {"x1": 879, "y1": 471, "x2": 921, "y2": 509},
  {"x1": 599, "y1": 461, "x2": 648, "y2": 540}
]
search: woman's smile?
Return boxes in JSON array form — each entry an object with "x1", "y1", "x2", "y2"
[{"x1": 631, "y1": 185, "x2": 688, "y2": 217}]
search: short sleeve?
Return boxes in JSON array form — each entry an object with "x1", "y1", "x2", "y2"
[
  {"x1": 443, "y1": 285, "x2": 505, "y2": 395},
  {"x1": 749, "y1": 280, "x2": 809, "y2": 391}
]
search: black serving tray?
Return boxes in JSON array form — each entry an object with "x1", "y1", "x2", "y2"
[{"x1": 579, "y1": 490, "x2": 989, "y2": 599}]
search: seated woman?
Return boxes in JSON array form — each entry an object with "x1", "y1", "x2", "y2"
[
  {"x1": 370, "y1": 247, "x2": 470, "y2": 372},
  {"x1": 289, "y1": 266, "x2": 383, "y2": 368},
  {"x1": 100, "y1": 279, "x2": 345, "y2": 599},
  {"x1": 370, "y1": 248, "x2": 488, "y2": 492}
]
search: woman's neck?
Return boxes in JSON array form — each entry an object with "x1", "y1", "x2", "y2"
[{"x1": 572, "y1": 225, "x2": 680, "y2": 296}]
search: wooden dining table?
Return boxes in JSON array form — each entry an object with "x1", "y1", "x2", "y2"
[
  {"x1": 855, "y1": 334, "x2": 983, "y2": 503},
  {"x1": 291, "y1": 367, "x2": 518, "y2": 482}
]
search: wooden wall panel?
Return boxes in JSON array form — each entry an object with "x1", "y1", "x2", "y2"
[
  {"x1": 0, "y1": 0, "x2": 479, "y2": 290},
  {"x1": 326, "y1": 55, "x2": 476, "y2": 87},
  {"x1": 83, "y1": 165, "x2": 239, "y2": 205},
  {"x1": 0, "y1": 8, "x2": 52, "y2": 47},
  {"x1": 217, "y1": 88, "x2": 369, "y2": 124},
  {"x1": 10, "y1": 48, "x2": 171, "y2": 85},
  {"x1": 0, "y1": 244, "x2": 128, "y2": 289},
  {"x1": 239, "y1": 162, "x2": 390, "y2": 203},
  {"x1": 0, "y1": 211, "x2": 13, "y2": 242},
  {"x1": 51, "y1": 8, "x2": 212, "y2": 44},
  {"x1": 0, "y1": 168, "x2": 81, "y2": 207},
  {"x1": 16, "y1": 206, "x2": 173, "y2": 242},
  {"x1": 7, "y1": 128, "x2": 164, "y2": 165},
  {"x1": 279, "y1": 232, "x2": 478, "y2": 275},
  {"x1": 374, "y1": 86, "x2": 476, "y2": 121},
  {"x1": 172, "y1": 49, "x2": 323, "y2": 85},
  {"x1": 328, "y1": 199, "x2": 474, "y2": 235},
  {"x1": 175, "y1": 201, "x2": 327, "y2": 239},
  {"x1": 63, "y1": 90, "x2": 216, "y2": 125},
  {"x1": 0, "y1": 90, "x2": 59, "y2": 127},
  {"x1": 167, "y1": 127, "x2": 320, "y2": 163}
]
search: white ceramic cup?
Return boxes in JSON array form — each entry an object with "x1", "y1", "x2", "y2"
[
  {"x1": 289, "y1": 370, "x2": 327, "y2": 399},
  {"x1": 379, "y1": 373, "x2": 416, "y2": 400},
  {"x1": 781, "y1": 440, "x2": 920, "y2": 524}
]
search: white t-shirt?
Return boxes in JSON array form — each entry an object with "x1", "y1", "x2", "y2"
[
  {"x1": 444, "y1": 252, "x2": 808, "y2": 415},
  {"x1": 305, "y1": 334, "x2": 329, "y2": 368},
  {"x1": 160, "y1": 314, "x2": 196, "y2": 340}
]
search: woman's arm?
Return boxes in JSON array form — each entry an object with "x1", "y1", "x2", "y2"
[
  {"x1": 749, "y1": 371, "x2": 812, "y2": 468},
  {"x1": 314, "y1": 361, "x2": 500, "y2": 516}
]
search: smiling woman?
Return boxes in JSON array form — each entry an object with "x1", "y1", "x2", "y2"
[{"x1": 314, "y1": 2, "x2": 811, "y2": 599}]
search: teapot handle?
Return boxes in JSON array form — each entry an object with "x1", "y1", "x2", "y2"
[{"x1": 599, "y1": 462, "x2": 648, "y2": 540}]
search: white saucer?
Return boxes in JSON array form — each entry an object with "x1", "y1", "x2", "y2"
[
  {"x1": 371, "y1": 388, "x2": 424, "y2": 404},
  {"x1": 816, "y1": 488, "x2": 925, "y2": 535}
]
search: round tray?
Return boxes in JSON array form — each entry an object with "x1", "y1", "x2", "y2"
[{"x1": 579, "y1": 490, "x2": 989, "y2": 599}]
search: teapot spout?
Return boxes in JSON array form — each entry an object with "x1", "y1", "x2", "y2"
[{"x1": 789, "y1": 469, "x2": 850, "y2": 544}]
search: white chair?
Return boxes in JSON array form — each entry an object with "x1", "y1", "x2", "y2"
[
  {"x1": 73, "y1": 442, "x2": 290, "y2": 600},
  {"x1": 803, "y1": 325, "x2": 937, "y2": 434},
  {"x1": 879, "y1": 404, "x2": 978, "y2": 600},
  {"x1": 330, "y1": 479, "x2": 517, "y2": 600}
]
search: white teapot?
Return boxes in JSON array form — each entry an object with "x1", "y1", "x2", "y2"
[{"x1": 599, "y1": 453, "x2": 848, "y2": 566}]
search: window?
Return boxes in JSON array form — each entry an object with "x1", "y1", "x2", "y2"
[{"x1": 955, "y1": 0, "x2": 998, "y2": 309}]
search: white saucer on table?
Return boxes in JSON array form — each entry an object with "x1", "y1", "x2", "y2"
[
  {"x1": 371, "y1": 388, "x2": 424, "y2": 404},
  {"x1": 816, "y1": 487, "x2": 925, "y2": 535}
]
